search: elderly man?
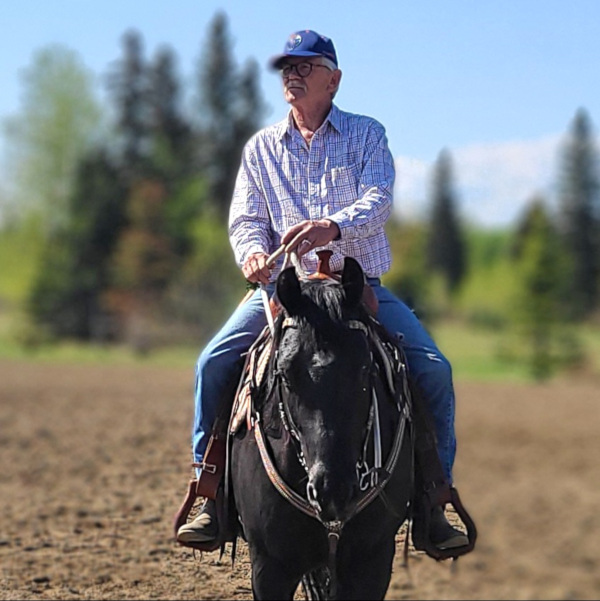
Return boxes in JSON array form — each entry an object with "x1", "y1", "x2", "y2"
[{"x1": 177, "y1": 29, "x2": 469, "y2": 552}]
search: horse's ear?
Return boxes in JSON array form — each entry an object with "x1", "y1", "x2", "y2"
[
  {"x1": 276, "y1": 266, "x2": 303, "y2": 316},
  {"x1": 341, "y1": 257, "x2": 365, "y2": 309}
]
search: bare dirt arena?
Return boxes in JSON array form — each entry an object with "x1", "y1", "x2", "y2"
[{"x1": 1, "y1": 359, "x2": 599, "y2": 600}]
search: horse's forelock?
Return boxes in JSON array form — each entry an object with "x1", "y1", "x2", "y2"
[{"x1": 302, "y1": 279, "x2": 345, "y2": 322}]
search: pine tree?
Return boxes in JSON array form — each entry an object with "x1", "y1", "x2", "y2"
[
  {"x1": 147, "y1": 45, "x2": 200, "y2": 258},
  {"x1": 426, "y1": 149, "x2": 466, "y2": 293},
  {"x1": 148, "y1": 46, "x2": 194, "y2": 179},
  {"x1": 557, "y1": 108, "x2": 600, "y2": 319},
  {"x1": 196, "y1": 12, "x2": 266, "y2": 220},
  {"x1": 106, "y1": 29, "x2": 151, "y2": 180}
]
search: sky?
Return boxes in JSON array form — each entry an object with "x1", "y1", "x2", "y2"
[{"x1": 2, "y1": 0, "x2": 599, "y2": 227}]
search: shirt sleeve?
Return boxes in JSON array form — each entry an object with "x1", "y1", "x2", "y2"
[
  {"x1": 327, "y1": 122, "x2": 395, "y2": 240},
  {"x1": 228, "y1": 140, "x2": 274, "y2": 268}
]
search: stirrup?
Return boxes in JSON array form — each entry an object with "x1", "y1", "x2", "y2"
[
  {"x1": 411, "y1": 486, "x2": 477, "y2": 561},
  {"x1": 173, "y1": 480, "x2": 223, "y2": 552}
]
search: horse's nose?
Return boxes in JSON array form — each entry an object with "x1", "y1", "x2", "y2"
[{"x1": 307, "y1": 463, "x2": 358, "y2": 521}]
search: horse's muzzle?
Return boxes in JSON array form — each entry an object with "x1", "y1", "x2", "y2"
[{"x1": 306, "y1": 462, "x2": 359, "y2": 522}]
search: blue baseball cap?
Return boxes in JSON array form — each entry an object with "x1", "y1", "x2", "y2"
[{"x1": 269, "y1": 30, "x2": 338, "y2": 70}]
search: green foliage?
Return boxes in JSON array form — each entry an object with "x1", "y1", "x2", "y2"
[
  {"x1": 384, "y1": 218, "x2": 431, "y2": 318},
  {"x1": 162, "y1": 176, "x2": 209, "y2": 257},
  {"x1": 148, "y1": 46, "x2": 194, "y2": 172},
  {"x1": 0, "y1": 218, "x2": 44, "y2": 304},
  {"x1": 164, "y1": 211, "x2": 246, "y2": 343},
  {"x1": 508, "y1": 198, "x2": 580, "y2": 380},
  {"x1": 456, "y1": 227, "x2": 516, "y2": 327},
  {"x1": 2, "y1": 45, "x2": 103, "y2": 232},
  {"x1": 28, "y1": 151, "x2": 127, "y2": 340},
  {"x1": 16, "y1": 16, "x2": 268, "y2": 348},
  {"x1": 426, "y1": 149, "x2": 467, "y2": 294}
]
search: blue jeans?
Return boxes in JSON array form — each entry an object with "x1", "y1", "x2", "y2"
[{"x1": 192, "y1": 279, "x2": 456, "y2": 483}]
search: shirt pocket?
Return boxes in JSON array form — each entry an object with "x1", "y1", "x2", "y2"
[{"x1": 325, "y1": 165, "x2": 360, "y2": 209}]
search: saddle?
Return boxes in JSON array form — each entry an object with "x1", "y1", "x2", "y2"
[{"x1": 173, "y1": 251, "x2": 477, "y2": 560}]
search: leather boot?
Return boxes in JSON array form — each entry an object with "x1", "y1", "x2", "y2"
[
  {"x1": 176, "y1": 498, "x2": 219, "y2": 544},
  {"x1": 429, "y1": 505, "x2": 469, "y2": 550}
]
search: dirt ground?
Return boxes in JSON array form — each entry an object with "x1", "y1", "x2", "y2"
[{"x1": 0, "y1": 358, "x2": 599, "y2": 600}]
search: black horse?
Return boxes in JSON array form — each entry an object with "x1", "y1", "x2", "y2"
[{"x1": 229, "y1": 257, "x2": 414, "y2": 600}]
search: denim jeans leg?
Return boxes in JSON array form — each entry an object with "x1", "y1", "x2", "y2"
[
  {"x1": 192, "y1": 288, "x2": 271, "y2": 475},
  {"x1": 371, "y1": 283, "x2": 457, "y2": 484}
]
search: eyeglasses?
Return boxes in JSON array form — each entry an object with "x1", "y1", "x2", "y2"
[{"x1": 280, "y1": 62, "x2": 333, "y2": 78}]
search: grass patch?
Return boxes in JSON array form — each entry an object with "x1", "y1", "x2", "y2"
[
  {"x1": 0, "y1": 310, "x2": 598, "y2": 383},
  {"x1": 430, "y1": 319, "x2": 600, "y2": 382},
  {"x1": 0, "y1": 336, "x2": 200, "y2": 368},
  {"x1": 428, "y1": 320, "x2": 531, "y2": 382}
]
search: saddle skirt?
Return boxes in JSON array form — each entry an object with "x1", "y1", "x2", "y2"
[{"x1": 229, "y1": 326, "x2": 273, "y2": 435}]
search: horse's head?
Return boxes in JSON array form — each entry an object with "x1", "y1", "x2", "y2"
[{"x1": 273, "y1": 257, "x2": 373, "y2": 522}]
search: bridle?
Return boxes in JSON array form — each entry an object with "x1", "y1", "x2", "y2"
[
  {"x1": 251, "y1": 308, "x2": 413, "y2": 593},
  {"x1": 248, "y1": 246, "x2": 414, "y2": 594}
]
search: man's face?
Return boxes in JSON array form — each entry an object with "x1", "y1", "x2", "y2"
[{"x1": 279, "y1": 57, "x2": 338, "y2": 107}]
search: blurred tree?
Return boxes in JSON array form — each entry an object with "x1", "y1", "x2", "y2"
[
  {"x1": 2, "y1": 44, "x2": 103, "y2": 233},
  {"x1": 111, "y1": 180, "x2": 175, "y2": 294},
  {"x1": 165, "y1": 210, "x2": 245, "y2": 345},
  {"x1": 426, "y1": 149, "x2": 467, "y2": 294},
  {"x1": 104, "y1": 33, "x2": 203, "y2": 348},
  {"x1": 456, "y1": 227, "x2": 515, "y2": 329},
  {"x1": 557, "y1": 108, "x2": 600, "y2": 320},
  {"x1": 108, "y1": 179, "x2": 176, "y2": 346},
  {"x1": 147, "y1": 45, "x2": 200, "y2": 258},
  {"x1": 384, "y1": 217, "x2": 430, "y2": 320},
  {"x1": 106, "y1": 29, "x2": 151, "y2": 180},
  {"x1": 18, "y1": 18, "x2": 267, "y2": 347},
  {"x1": 28, "y1": 150, "x2": 127, "y2": 340},
  {"x1": 232, "y1": 58, "x2": 267, "y2": 171},
  {"x1": 148, "y1": 45, "x2": 194, "y2": 180},
  {"x1": 196, "y1": 11, "x2": 266, "y2": 220},
  {"x1": 511, "y1": 197, "x2": 578, "y2": 380}
]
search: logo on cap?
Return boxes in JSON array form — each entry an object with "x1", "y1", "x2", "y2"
[{"x1": 287, "y1": 34, "x2": 302, "y2": 50}]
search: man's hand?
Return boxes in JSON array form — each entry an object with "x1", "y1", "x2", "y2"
[
  {"x1": 281, "y1": 219, "x2": 340, "y2": 257},
  {"x1": 242, "y1": 252, "x2": 272, "y2": 285}
]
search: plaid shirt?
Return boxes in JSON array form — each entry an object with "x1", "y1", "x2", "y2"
[{"x1": 228, "y1": 104, "x2": 395, "y2": 279}]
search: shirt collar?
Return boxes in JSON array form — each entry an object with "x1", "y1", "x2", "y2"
[
  {"x1": 327, "y1": 104, "x2": 343, "y2": 133},
  {"x1": 277, "y1": 103, "x2": 342, "y2": 141}
]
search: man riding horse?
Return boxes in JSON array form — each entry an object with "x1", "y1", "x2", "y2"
[{"x1": 177, "y1": 29, "x2": 473, "y2": 555}]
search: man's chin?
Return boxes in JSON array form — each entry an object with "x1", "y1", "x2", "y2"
[{"x1": 285, "y1": 88, "x2": 305, "y2": 102}]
